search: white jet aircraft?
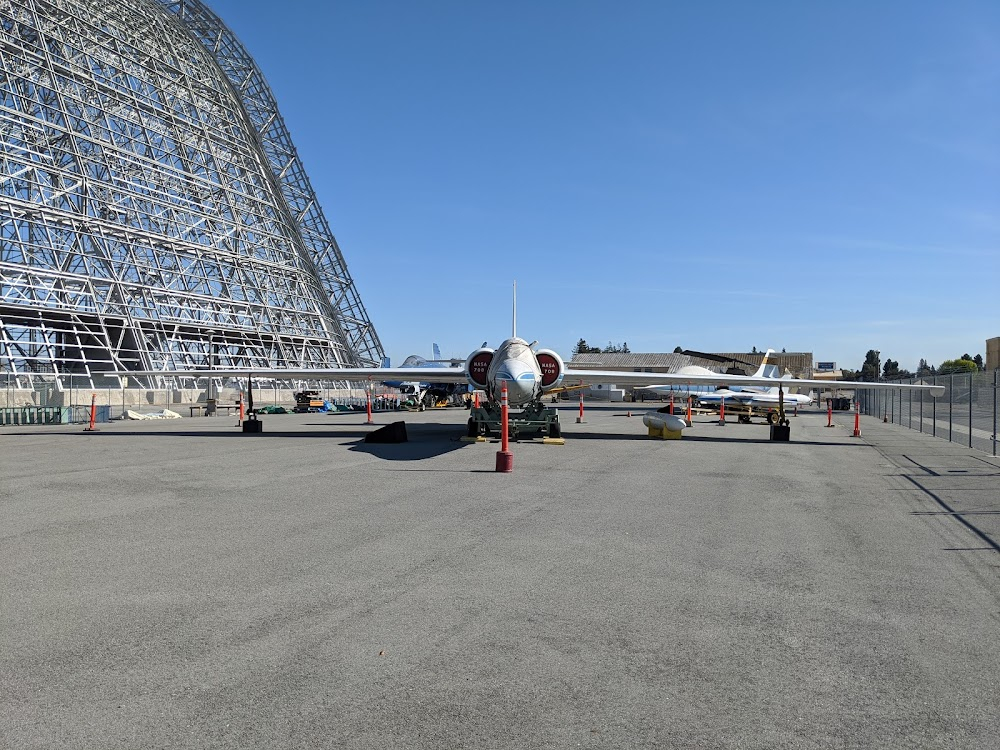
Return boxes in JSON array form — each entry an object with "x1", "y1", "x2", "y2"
[
  {"x1": 122, "y1": 329, "x2": 944, "y2": 440},
  {"x1": 641, "y1": 350, "x2": 815, "y2": 409}
]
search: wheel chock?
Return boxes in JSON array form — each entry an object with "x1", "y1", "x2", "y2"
[{"x1": 364, "y1": 421, "x2": 407, "y2": 443}]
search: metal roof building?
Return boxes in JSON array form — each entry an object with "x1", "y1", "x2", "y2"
[
  {"x1": 568, "y1": 352, "x2": 695, "y2": 372},
  {"x1": 0, "y1": 0, "x2": 383, "y2": 387}
]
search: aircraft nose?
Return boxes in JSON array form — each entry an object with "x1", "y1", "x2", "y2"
[{"x1": 494, "y1": 361, "x2": 537, "y2": 406}]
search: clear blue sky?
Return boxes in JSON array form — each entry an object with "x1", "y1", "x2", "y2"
[{"x1": 206, "y1": 0, "x2": 998, "y2": 372}]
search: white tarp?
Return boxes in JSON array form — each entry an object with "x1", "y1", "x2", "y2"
[{"x1": 124, "y1": 409, "x2": 182, "y2": 420}]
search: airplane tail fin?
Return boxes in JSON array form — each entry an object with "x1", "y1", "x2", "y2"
[
  {"x1": 752, "y1": 349, "x2": 776, "y2": 378},
  {"x1": 433, "y1": 343, "x2": 442, "y2": 361},
  {"x1": 380, "y1": 356, "x2": 390, "y2": 368},
  {"x1": 764, "y1": 374, "x2": 793, "y2": 394},
  {"x1": 512, "y1": 280, "x2": 517, "y2": 338}
]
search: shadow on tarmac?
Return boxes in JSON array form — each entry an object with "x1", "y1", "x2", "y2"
[
  {"x1": 348, "y1": 437, "x2": 471, "y2": 461},
  {"x1": 6, "y1": 425, "x2": 866, "y2": 450},
  {"x1": 679, "y1": 434, "x2": 867, "y2": 447},
  {"x1": 23, "y1": 429, "x2": 376, "y2": 440},
  {"x1": 899, "y1": 474, "x2": 1000, "y2": 553},
  {"x1": 564, "y1": 429, "x2": 866, "y2": 447}
]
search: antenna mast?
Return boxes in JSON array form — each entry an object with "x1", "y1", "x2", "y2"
[{"x1": 512, "y1": 280, "x2": 517, "y2": 338}]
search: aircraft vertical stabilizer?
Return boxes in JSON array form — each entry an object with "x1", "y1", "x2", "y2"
[
  {"x1": 752, "y1": 349, "x2": 775, "y2": 378},
  {"x1": 512, "y1": 281, "x2": 517, "y2": 338}
]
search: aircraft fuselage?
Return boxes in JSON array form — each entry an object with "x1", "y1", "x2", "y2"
[
  {"x1": 465, "y1": 337, "x2": 565, "y2": 409},
  {"x1": 486, "y1": 337, "x2": 543, "y2": 407}
]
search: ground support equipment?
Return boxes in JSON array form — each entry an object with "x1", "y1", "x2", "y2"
[{"x1": 466, "y1": 401, "x2": 562, "y2": 440}]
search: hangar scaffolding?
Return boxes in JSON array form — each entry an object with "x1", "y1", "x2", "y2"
[{"x1": 0, "y1": 0, "x2": 383, "y2": 388}]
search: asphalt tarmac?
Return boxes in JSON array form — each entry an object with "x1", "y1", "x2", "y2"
[{"x1": 2, "y1": 404, "x2": 998, "y2": 749}]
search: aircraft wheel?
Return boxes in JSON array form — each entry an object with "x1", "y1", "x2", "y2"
[
  {"x1": 738, "y1": 415, "x2": 750, "y2": 424},
  {"x1": 549, "y1": 421, "x2": 562, "y2": 439},
  {"x1": 766, "y1": 411, "x2": 779, "y2": 426}
]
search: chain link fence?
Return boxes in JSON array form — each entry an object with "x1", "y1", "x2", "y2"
[
  {"x1": 0, "y1": 374, "x2": 383, "y2": 425},
  {"x1": 858, "y1": 371, "x2": 999, "y2": 456}
]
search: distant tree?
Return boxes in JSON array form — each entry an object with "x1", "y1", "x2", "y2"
[
  {"x1": 781, "y1": 347, "x2": 786, "y2": 353},
  {"x1": 959, "y1": 353, "x2": 985, "y2": 371},
  {"x1": 752, "y1": 346, "x2": 757, "y2": 354},
  {"x1": 916, "y1": 358, "x2": 936, "y2": 377},
  {"x1": 574, "y1": 338, "x2": 589, "y2": 355},
  {"x1": 882, "y1": 359, "x2": 914, "y2": 380},
  {"x1": 673, "y1": 346, "x2": 683, "y2": 354},
  {"x1": 601, "y1": 341, "x2": 630, "y2": 353},
  {"x1": 622, "y1": 342, "x2": 630, "y2": 353},
  {"x1": 938, "y1": 358, "x2": 978, "y2": 375},
  {"x1": 860, "y1": 349, "x2": 881, "y2": 381}
]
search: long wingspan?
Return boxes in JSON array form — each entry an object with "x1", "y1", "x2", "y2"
[
  {"x1": 116, "y1": 366, "x2": 470, "y2": 383},
  {"x1": 115, "y1": 365, "x2": 945, "y2": 397},
  {"x1": 562, "y1": 367, "x2": 946, "y2": 397}
]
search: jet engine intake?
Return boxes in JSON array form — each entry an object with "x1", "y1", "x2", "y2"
[
  {"x1": 465, "y1": 348, "x2": 494, "y2": 390},
  {"x1": 535, "y1": 349, "x2": 565, "y2": 391}
]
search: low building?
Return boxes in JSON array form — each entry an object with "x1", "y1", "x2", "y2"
[
  {"x1": 710, "y1": 351, "x2": 814, "y2": 377},
  {"x1": 568, "y1": 352, "x2": 693, "y2": 374}
]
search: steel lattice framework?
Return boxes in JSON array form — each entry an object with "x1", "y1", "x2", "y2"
[{"x1": 0, "y1": 0, "x2": 384, "y2": 387}]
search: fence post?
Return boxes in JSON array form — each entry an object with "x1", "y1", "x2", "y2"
[
  {"x1": 993, "y1": 369, "x2": 998, "y2": 457},
  {"x1": 969, "y1": 371, "x2": 974, "y2": 449},
  {"x1": 949, "y1": 374, "x2": 954, "y2": 443},
  {"x1": 931, "y1": 376, "x2": 935, "y2": 437}
]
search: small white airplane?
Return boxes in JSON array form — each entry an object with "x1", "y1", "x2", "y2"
[
  {"x1": 119, "y1": 289, "x2": 945, "y2": 438},
  {"x1": 644, "y1": 350, "x2": 815, "y2": 408},
  {"x1": 714, "y1": 381, "x2": 815, "y2": 408}
]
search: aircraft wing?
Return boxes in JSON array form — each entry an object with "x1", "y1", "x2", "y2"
[
  {"x1": 115, "y1": 366, "x2": 470, "y2": 384},
  {"x1": 561, "y1": 368, "x2": 946, "y2": 397},
  {"x1": 116, "y1": 365, "x2": 945, "y2": 397}
]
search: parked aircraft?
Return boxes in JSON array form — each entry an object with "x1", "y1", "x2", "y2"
[
  {"x1": 380, "y1": 344, "x2": 468, "y2": 408},
  {"x1": 637, "y1": 349, "x2": 813, "y2": 407},
  {"x1": 121, "y1": 292, "x2": 945, "y2": 437},
  {"x1": 698, "y1": 381, "x2": 815, "y2": 408},
  {"x1": 125, "y1": 339, "x2": 943, "y2": 436},
  {"x1": 644, "y1": 350, "x2": 816, "y2": 408},
  {"x1": 638, "y1": 349, "x2": 782, "y2": 399}
]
